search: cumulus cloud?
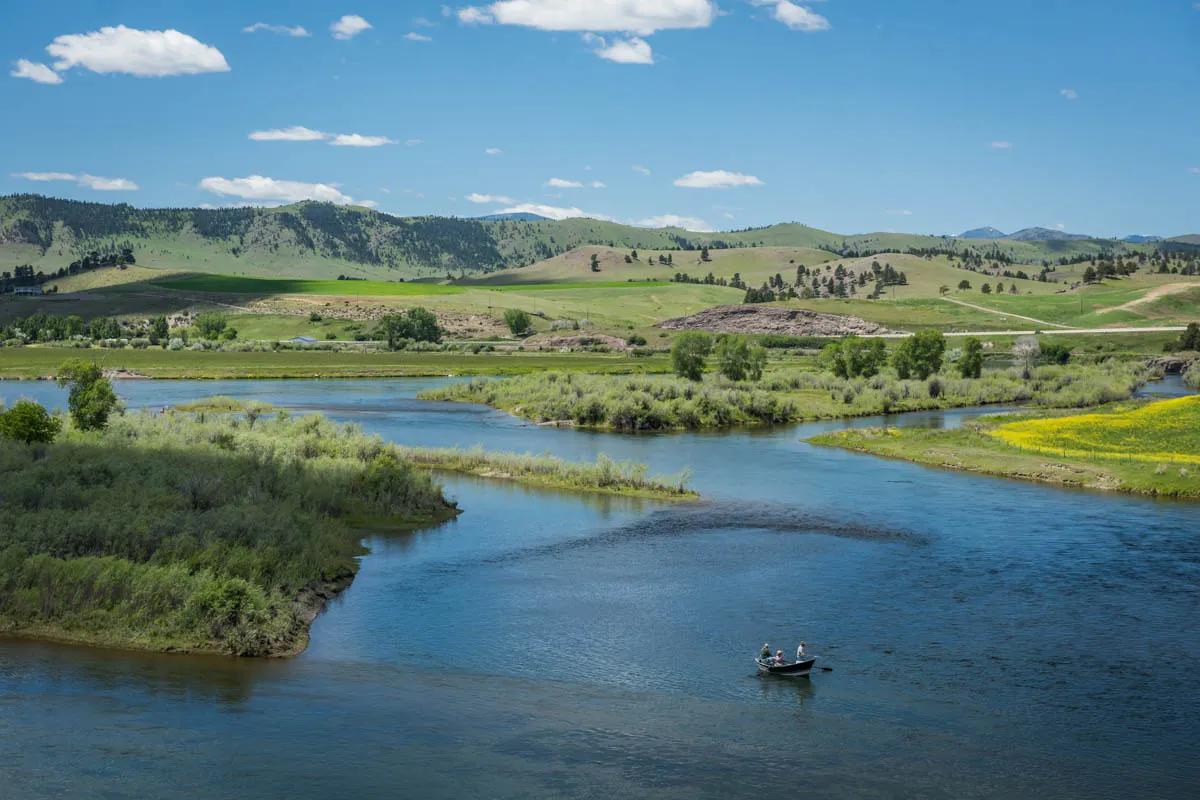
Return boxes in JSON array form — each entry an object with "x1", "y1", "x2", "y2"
[
  {"x1": 199, "y1": 175, "x2": 366, "y2": 206},
  {"x1": 545, "y1": 177, "x2": 584, "y2": 188},
  {"x1": 14, "y1": 171, "x2": 138, "y2": 190},
  {"x1": 467, "y1": 192, "x2": 515, "y2": 204},
  {"x1": 249, "y1": 126, "x2": 328, "y2": 141},
  {"x1": 674, "y1": 170, "x2": 764, "y2": 189},
  {"x1": 494, "y1": 202, "x2": 612, "y2": 221},
  {"x1": 632, "y1": 164, "x2": 652, "y2": 175},
  {"x1": 46, "y1": 25, "x2": 229, "y2": 78},
  {"x1": 456, "y1": 0, "x2": 716, "y2": 35},
  {"x1": 485, "y1": 147, "x2": 503, "y2": 155},
  {"x1": 10, "y1": 59, "x2": 63, "y2": 84},
  {"x1": 753, "y1": 1, "x2": 830, "y2": 32},
  {"x1": 584, "y1": 33, "x2": 654, "y2": 64},
  {"x1": 404, "y1": 32, "x2": 433, "y2": 41},
  {"x1": 636, "y1": 214, "x2": 711, "y2": 231},
  {"x1": 990, "y1": 140, "x2": 1013, "y2": 150},
  {"x1": 590, "y1": 181, "x2": 606, "y2": 189},
  {"x1": 329, "y1": 133, "x2": 397, "y2": 147},
  {"x1": 1060, "y1": 88, "x2": 1078, "y2": 100},
  {"x1": 331, "y1": 15, "x2": 372, "y2": 40},
  {"x1": 242, "y1": 23, "x2": 310, "y2": 37}
]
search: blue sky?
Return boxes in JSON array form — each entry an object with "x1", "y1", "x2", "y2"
[{"x1": 3, "y1": 1, "x2": 1197, "y2": 236}]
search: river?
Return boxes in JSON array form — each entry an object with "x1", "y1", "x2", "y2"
[{"x1": 1, "y1": 376, "x2": 1197, "y2": 798}]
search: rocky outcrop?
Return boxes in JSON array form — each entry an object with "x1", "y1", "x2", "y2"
[{"x1": 659, "y1": 304, "x2": 892, "y2": 336}]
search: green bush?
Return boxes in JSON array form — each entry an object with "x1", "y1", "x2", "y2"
[
  {"x1": 0, "y1": 400, "x2": 61, "y2": 445},
  {"x1": 55, "y1": 359, "x2": 119, "y2": 431},
  {"x1": 504, "y1": 308, "x2": 533, "y2": 336}
]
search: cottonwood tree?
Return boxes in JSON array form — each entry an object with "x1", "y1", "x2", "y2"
[
  {"x1": 0, "y1": 400, "x2": 61, "y2": 445},
  {"x1": 1012, "y1": 336, "x2": 1040, "y2": 379},
  {"x1": 671, "y1": 332, "x2": 712, "y2": 381},
  {"x1": 892, "y1": 330, "x2": 946, "y2": 380},
  {"x1": 958, "y1": 337, "x2": 984, "y2": 378},
  {"x1": 56, "y1": 359, "x2": 119, "y2": 431}
]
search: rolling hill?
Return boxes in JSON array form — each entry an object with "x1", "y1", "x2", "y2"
[{"x1": 2, "y1": 195, "x2": 1193, "y2": 286}]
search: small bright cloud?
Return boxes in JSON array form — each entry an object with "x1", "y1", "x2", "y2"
[
  {"x1": 10, "y1": 59, "x2": 63, "y2": 84},
  {"x1": 495, "y1": 202, "x2": 611, "y2": 221},
  {"x1": 1188, "y1": 166, "x2": 1200, "y2": 175},
  {"x1": 590, "y1": 181, "x2": 606, "y2": 189},
  {"x1": 632, "y1": 164, "x2": 651, "y2": 175},
  {"x1": 636, "y1": 214, "x2": 711, "y2": 231},
  {"x1": 455, "y1": 1, "x2": 716, "y2": 35},
  {"x1": 485, "y1": 147, "x2": 503, "y2": 156},
  {"x1": 242, "y1": 23, "x2": 310, "y2": 37},
  {"x1": 1060, "y1": 88, "x2": 1078, "y2": 100},
  {"x1": 886, "y1": 209, "x2": 914, "y2": 216},
  {"x1": 1054, "y1": 223, "x2": 1066, "y2": 230},
  {"x1": 331, "y1": 15, "x2": 372, "y2": 40},
  {"x1": 546, "y1": 177, "x2": 584, "y2": 188},
  {"x1": 46, "y1": 25, "x2": 229, "y2": 78},
  {"x1": 466, "y1": 192, "x2": 514, "y2": 204},
  {"x1": 584, "y1": 34, "x2": 654, "y2": 64},
  {"x1": 15, "y1": 171, "x2": 138, "y2": 190},
  {"x1": 990, "y1": 141, "x2": 1013, "y2": 150},
  {"x1": 329, "y1": 133, "x2": 397, "y2": 147},
  {"x1": 674, "y1": 170, "x2": 764, "y2": 189},
  {"x1": 753, "y1": 1, "x2": 831, "y2": 32},
  {"x1": 405, "y1": 138, "x2": 424, "y2": 146},
  {"x1": 199, "y1": 175, "x2": 366, "y2": 206},
  {"x1": 249, "y1": 126, "x2": 328, "y2": 141},
  {"x1": 404, "y1": 32, "x2": 433, "y2": 42}
]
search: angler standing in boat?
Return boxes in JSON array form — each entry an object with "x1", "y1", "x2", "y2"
[{"x1": 796, "y1": 641, "x2": 806, "y2": 660}]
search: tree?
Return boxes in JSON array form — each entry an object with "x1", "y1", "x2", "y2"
[
  {"x1": 1039, "y1": 341, "x2": 1072, "y2": 365},
  {"x1": 1012, "y1": 336, "x2": 1040, "y2": 379},
  {"x1": 958, "y1": 337, "x2": 983, "y2": 378},
  {"x1": 714, "y1": 335, "x2": 767, "y2": 381},
  {"x1": 0, "y1": 400, "x2": 61, "y2": 445},
  {"x1": 892, "y1": 330, "x2": 945, "y2": 380},
  {"x1": 822, "y1": 337, "x2": 887, "y2": 378},
  {"x1": 56, "y1": 359, "x2": 119, "y2": 431},
  {"x1": 379, "y1": 307, "x2": 444, "y2": 348},
  {"x1": 195, "y1": 312, "x2": 227, "y2": 339},
  {"x1": 671, "y1": 332, "x2": 712, "y2": 381},
  {"x1": 504, "y1": 308, "x2": 533, "y2": 336},
  {"x1": 957, "y1": 279, "x2": 971, "y2": 290},
  {"x1": 150, "y1": 315, "x2": 169, "y2": 344},
  {"x1": 590, "y1": 253, "x2": 601, "y2": 272},
  {"x1": 980, "y1": 283, "x2": 992, "y2": 294},
  {"x1": 1178, "y1": 322, "x2": 1200, "y2": 351},
  {"x1": 700, "y1": 247, "x2": 711, "y2": 262}
]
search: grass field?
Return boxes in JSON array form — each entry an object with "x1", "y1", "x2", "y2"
[
  {"x1": 988, "y1": 395, "x2": 1200, "y2": 464},
  {"x1": 155, "y1": 275, "x2": 467, "y2": 296},
  {"x1": 809, "y1": 398, "x2": 1200, "y2": 498},
  {"x1": 0, "y1": 347, "x2": 674, "y2": 380}
]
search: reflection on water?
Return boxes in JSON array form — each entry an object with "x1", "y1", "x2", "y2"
[{"x1": 1, "y1": 375, "x2": 1198, "y2": 799}]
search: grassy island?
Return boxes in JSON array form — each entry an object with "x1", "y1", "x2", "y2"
[
  {"x1": 808, "y1": 395, "x2": 1200, "y2": 498},
  {"x1": 0, "y1": 410, "x2": 456, "y2": 656},
  {"x1": 419, "y1": 362, "x2": 1149, "y2": 432}
]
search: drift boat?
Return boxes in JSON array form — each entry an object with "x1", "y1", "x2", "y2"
[{"x1": 755, "y1": 655, "x2": 817, "y2": 677}]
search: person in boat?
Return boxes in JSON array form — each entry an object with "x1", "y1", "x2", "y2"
[
  {"x1": 774, "y1": 649, "x2": 786, "y2": 665},
  {"x1": 760, "y1": 643, "x2": 771, "y2": 661},
  {"x1": 796, "y1": 641, "x2": 806, "y2": 660}
]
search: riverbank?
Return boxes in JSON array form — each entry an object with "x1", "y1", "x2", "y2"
[
  {"x1": 0, "y1": 347, "x2": 674, "y2": 380},
  {"x1": 808, "y1": 396, "x2": 1200, "y2": 498},
  {"x1": 396, "y1": 445, "x2": 696, "y2": 500},
  {"x1": 420, "y1": 362, "x2": 1149, "y2": 431}
]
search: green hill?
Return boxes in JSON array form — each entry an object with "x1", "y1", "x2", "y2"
[{"x1": 0, "y1": 195, "x2": 1181, "y2": 285}]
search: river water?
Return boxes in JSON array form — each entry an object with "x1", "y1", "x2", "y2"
[{"x1": 2, "y1": 377, "x2": 1197, "y2": 798}]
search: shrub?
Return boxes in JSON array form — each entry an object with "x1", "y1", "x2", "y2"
[
  {"x1": 0, "y1": 400, "x2": 61, "y2": 445},
  {"x1": 194, "y1": 312, "x2": 227, "y2": 340},
  {"x1": 504, "y1": 308, "x2": 533, "y2": 336}
]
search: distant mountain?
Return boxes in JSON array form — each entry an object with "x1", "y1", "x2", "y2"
[
  {"x1": 957, "y1": 227, "x2": 1007, "y2": 239},
  {"x1": 1166, "y1": 234, "x2": 1200, "y2": 245},
  {"x1": 1007, "y1": 227, "x2": 1091, "y2": 242},
  {"x1": 477, "y1": 212, "x2": 551, "y2": 222},
  {"x1": 1120, "y1": 235, "x2": 1162, "y2": 244}
]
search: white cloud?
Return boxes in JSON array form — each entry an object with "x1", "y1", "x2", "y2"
[
  {"x1": 886, "y1": 209, "x2": 914, "y2": 216},
  {"x1": 467, "y1": 192, "x2": 515, "y2": 204},
  {"x1": 199, "y1": 175, "x2": 368, "y2": 206},
  {"x1": 331, "y1": 15, "x2": 372, "y2": 40},
  {"x1": 14, "y1": 171, "x2": 137, "y2": 190},
  {"x1": 405, "y1": 138, "x2": 424, "y2": 146},
  {"x1": 636, "y1": 214, "x2": 711, "y2": 231},
  {"x1": 1060, "y1": 87, "x2": 1078, "y2": 100},
  {"x1": 591, "y1": 181, "x2": 606, "y2": 189},
  {"x1": 456, "y1": 0, "x2": 716, "y2": 35},
  {"x1": 753, "y1": 1, "x2": 830, "y2": 32},
  {"x1": 405, "y1": 32, "x2": 433, "y2": 41},
  {"x1": 242, "y1": 23, "x2": 310, "y2": 37},
  {"x1": 1188, "y1": 167, "x2": 1200, "y2": 175},
  {"x1": 249, "y1": 126, "x2": 328, "y2": 141},
  {"x1": 10, "y1": 59, "x2": 63, "y2": 84},
  {"x1": 674, "y1": 170, "x2": 764, "y2": 189},
  {"x1": 1053, "y1": 223, "x2": 1066, "y2": 230},
  {"x1": 329, "y1": 133, "x2": 397, "y2": 147},
  {"x1": 990, "y1": 140, "x2": 1013, "y2": 150},
  {"x1": 632, "y1": 164, "x2": 652, "y2": 175},
  {"x1": 585, "y1": 34, "x2": 654, "y2": 64},
  {"x1": 495, "y1": 203, "x2": 611, "y2": 221},
  {"x1": 46, "y1": 25, "x2": 229, "y2": 78},
  {"x1": 546, "y1": 177, "x2": 584, "y2": 188},
  {"x1": 485, "y1": 147, "x2": 503, "y2": 156}
]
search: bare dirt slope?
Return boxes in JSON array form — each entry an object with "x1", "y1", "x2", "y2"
[{"x1": 659, "y1": 304, "x2": 892, "y2": 336}]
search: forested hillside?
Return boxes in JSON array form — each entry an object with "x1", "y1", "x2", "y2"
[{"x1": 1, "y1": 194, "x2": 1189, "y2": 282}]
